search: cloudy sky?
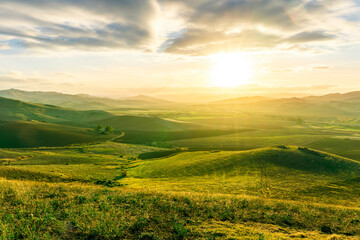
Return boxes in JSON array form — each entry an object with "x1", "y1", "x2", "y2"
[{"x1": 0, "y1": 0, "x2": 359, "y2": 97}]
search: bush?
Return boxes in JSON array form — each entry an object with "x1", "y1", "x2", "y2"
[
  {"x1": 275, "y1": 145, "x2": 289, "y2": 149},
  {"x1": 298, "y1": 147, "x2": 322, "y2": 156}
]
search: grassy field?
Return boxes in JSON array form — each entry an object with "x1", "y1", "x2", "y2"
[
  {"x1": 115, "y1": 129, "x2": 251, "y2": 145},
  {"x1": 0, "y1": 106, "x2": 360, "y2": 239},
  {"x1": 86, "y1": 115, "x2": 198, "y2": 131},
  {"x1": 0, "y1": 96, "x2": 112, "y2": 125},
  {"x1": 0, "y1": 121, "x2": 117, "y2": 148},
  {"x1": 0, "y1": 178, "x2": 358, "y2": 240},
  {"x1": 1, "y1": 179, "x2": 360, "y2": 239},
  {"x1": 0, "y1": 140, "x2": 359, "y2": 239}
]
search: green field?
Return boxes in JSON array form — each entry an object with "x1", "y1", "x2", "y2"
[
  {"x1": 0, "y1": 142, "x2": 360, "y2": 239},
  {"x1": 0, "y1": 95, "x2": 360, "y2": 239},
  {"x1": 0, "y1": 121, "x2": 116, "y2": 148}
]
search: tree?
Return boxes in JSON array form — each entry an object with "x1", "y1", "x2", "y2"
[
  {"x1": 104, "y1": 126, "x2": 114, "y2": 134},
  {"x1": 95, "y1": 124, "x2": 103, "y2": 132}
]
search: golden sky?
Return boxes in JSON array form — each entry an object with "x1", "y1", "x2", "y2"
[{"x1": 0, "y1": 0, "x2": 359, "y2": 97}]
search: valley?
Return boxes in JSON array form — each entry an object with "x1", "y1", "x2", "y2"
[{"x1": 0, "y1": 90, "x2": 359, "y2": 239}]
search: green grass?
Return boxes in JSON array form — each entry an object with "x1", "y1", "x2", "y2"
[
  {"x1": 0, "y1": 96, "x2": 112, "y2": 125},
  {"x1": 0, "y1": 180, "x2": 359, "y2": 239},
  {"x1": 115, "y1": 129, "x2": 251, "y2": 144},
  {"x1": 86, "y1": 115, "x2": 198, "y2": 131},
  {"x1": 0, "y1": 142, "x2": 167, "y2": 185},
  {"x1": 130, "y1": 146, "x2": 360, "y2": 178},
  {"x1": 308, "y1": 138, "x2": 360, "y2": 161},
  {"x1": 169, "y1": 132, "x2": 329, "y2": 150},
  {"x1": 0, "y1": 121, "x2": 115, "y2": 148},
  {"x1": 126, "y1": 146, "x2": 360, "y2": 207},
  {"x1": 1, "y1": 111, "x2": 360, "y2": 239},
  {"x1": 0, "y1": 141, "x2": 359, "y2": 239}
]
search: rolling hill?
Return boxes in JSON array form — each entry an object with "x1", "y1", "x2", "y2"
[
  {"x1": 131, "y1": 146, "x2": 360, "y2": 178},
  {"x1": 304, "y1": 91, "x2": 360, "y2": 102},
  {"x1": 0, "y1": 121, "x2": 114, "y2": 148},
  {"x1": 1, "y1": 142, "x2": 360, "y2": 239},
  {"x1": 211, "y1": 96, "x2": 358, "y2": 117},
  {"x1": 0, "y1": 89, "x2": 178, "y2": 110},
  {"x1": 0, "y1": 96, "x2": 113, "y2": 125},
  {"x1": 212, "y1": 96, "x2": 269, "y2": 104},
  {"x1": 86, "y1": 115, "x2": 198, "y2": 131}
]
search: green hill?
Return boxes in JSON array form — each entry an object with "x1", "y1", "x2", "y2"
[
  {"x1": 0, "y1": 121, "x2": 113, "y2": 148},
  {"x1": 0, "y1": 96, "x2": 113, "y2": 125},
  {"x1": 0, "y1": 89, "x2": 178, "y2": 110},
  {"x1": 131, "y1": 146, "x2": 360, "y2": 178},
  {"x1": 87, "y1": 115, "x2": 198, "y2": 131},
  {"x1": 0, "y1": 143, "x2": 360, "y2": 238}
]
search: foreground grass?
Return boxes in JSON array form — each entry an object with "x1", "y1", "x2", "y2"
[
  {"x1": 0, "y1": 179, "x2": 359, "y2": 239},
  {"x1": 0, "y1": 142, "x2": 164, "y2": 185},
  {"x1": 1, "y1": 143, "x2": 360, "y2": 239}
]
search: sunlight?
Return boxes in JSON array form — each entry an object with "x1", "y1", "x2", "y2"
[{"x1": 210, "y1": 52, "x2": 253, "y2": 87}]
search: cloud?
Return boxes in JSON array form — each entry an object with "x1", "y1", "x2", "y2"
[
  {"x1": 164, "y1": 28, "x2": 282, "y2": 55},
  {"x1": 0, "y1": 43, "x2": 10, "y2": 50},
  {"x1": 164, "y1": 29, "x2": 338, "y2": 55},
  {"x1": 271, "y1": 68, "x2": 294, "y2": 73},
  {"x1": 161, "y1": 0, "x2": 360, "y2": 55},
  {"x1": 286, "y1": 31, "x2": 336, "y2": 43},
  {"x1": 312, "y1": 65, "x2": 330, "y2": 70},
  {"x1": 0, "y1": 0, "x2": 160, "y2": 51},
  {"x1": 0, "y1": 0, "x2": 359, "y2": 55}
]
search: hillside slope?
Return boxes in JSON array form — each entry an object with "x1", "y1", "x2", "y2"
[
  {"x1": 212, "y1": 97, "x2": 355, "y2": 116},
  {"x1": 0, "y1": 89, "x2": 177, "y2": 110},
  {"x1": 131, "y1": 146, "x2": 360, "y2": 178},
  {"x1": 0, "y1": 121, "x2": 113, "y2": 148},
  {"x1": 87, "y1": 115, "x2": 198, "y2": 131},
  {"x1": 211, "y1": 92, "x2": 360, "y2": 116},
  {"x1": 0, "y1": 96, "x2": 113, "y2": 125}
]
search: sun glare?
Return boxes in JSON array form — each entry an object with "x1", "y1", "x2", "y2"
[{"x1": 210, "y1": 52, "x2": 252, "y2": 87}]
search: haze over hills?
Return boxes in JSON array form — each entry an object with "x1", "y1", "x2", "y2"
[
  {"x1": 216, "y1": 91, "x2": 360, "y2": 104},
  {"x1": 303, "y1": 91, "x2": 360, "y2": 102},
  {"x1": 0, "y1": 89, "x2": 177, "y2": 110},
  {"x1": 211, "y1": 92, "x2": 360, "y2": 117}
]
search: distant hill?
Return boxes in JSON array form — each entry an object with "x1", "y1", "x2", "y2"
[
  {"x1": 131, "y1": 146, "x2": 360, "y2": 178},
  {"x1": 0, "y1": 96, "x2": 113, "y2": 125},
  {"x1": 86, "y1": 115, "x2": 197, "y2": 132},
  {"x1": 0, "y1": 89, "x2": 113, "y2": 110},
  {"x1": 0, "y1": 121, "x2": 113, "y2": 148},
  {"x1": 212, "y1": 96, "x2": 269, "y2": 104},
  {"x1": 0, "y1": 89, "x2": 177, "y2": 110},
  {"x1": 211, "y1": 94, "x2": 359, "y2": 117},
  {"x1": 304, "y1": 91, "x2": 360, "y2": 102},
  {"x1": 121, "y1": 95, "x2": 172, "y2": 104}
]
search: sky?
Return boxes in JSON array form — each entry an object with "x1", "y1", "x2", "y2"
[{"x1": 0, "y1": 0, "x2": 359, "y2": 98}]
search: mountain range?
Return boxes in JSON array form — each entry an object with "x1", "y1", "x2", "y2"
[{"x1": 2, "y1": 88, "x2": 360, "y2": 117}]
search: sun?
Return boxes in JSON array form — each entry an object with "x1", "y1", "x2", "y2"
[{"x1": 210, "y1": 52, "x2": 252, "y2": 87}]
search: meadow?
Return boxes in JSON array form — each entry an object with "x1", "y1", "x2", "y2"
[{"x1": 0, "y1": 94, "x2": 360, "y2": 239}]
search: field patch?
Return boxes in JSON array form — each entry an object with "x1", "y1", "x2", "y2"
[
  {"x1": 115, "y1": 129, "x2": 250, "y2": 145},
  {"x1": 0, "y1": 121, "x2": 114, "y2": 148}
]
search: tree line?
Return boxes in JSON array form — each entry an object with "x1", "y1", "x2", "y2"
[{"x1": 94, "y1": 124, "x2": 114, "y2": 135}]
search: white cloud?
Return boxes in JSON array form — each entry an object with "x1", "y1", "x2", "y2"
[{"x1": 0, "y1": 0, "x2": 358, "y2": 56}]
